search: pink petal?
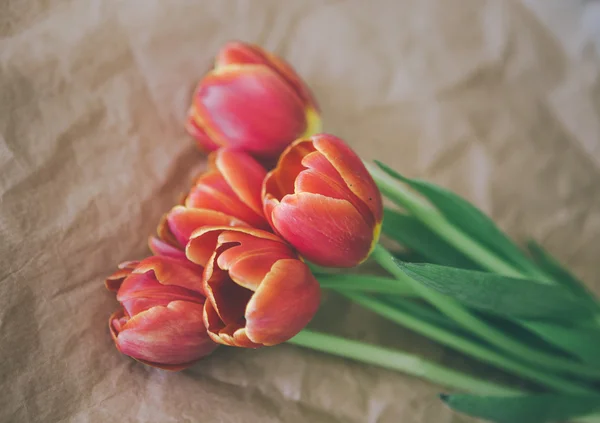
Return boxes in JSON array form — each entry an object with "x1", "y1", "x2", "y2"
[
  {"x1": 245, "y1": 259, "x2": 320, "y2": 345},
  {"x1": 133, "y1": 256, "x2": 205, "y2": 295},
  {"x1": 193, "y1": 65, "x2": 307, "y2": 159},
  {"x1": 203, "y1": 250, "x2": 253, "y2": 326},
  {"x1": 105, "y1": 261, "x2": 139, "y2": 292},
  {"x1": 214, "y1": 149, "x2": 267, "y2": 218},
  {"x1": 148, "y1": 236, "x2": 186, "y2": 259},
  {"x1": 215, "y1": 41, "x2": 319, "y2": 112},
  {"x1": 117, "y1": 272, "x2": 204, "y2": 316},
  {"x1": 114, "y1": 301, "x2": 217, "y2": 369},
  {"x1": 167, "y1": 206, "x2": 248, "y2": 247},
  {"x1": 186, "y1": 171, "x2": 267, "y2": 229},
  {"x1": 313, "y1": 134, "x2": 383, "y2": 223},
  {"x1": 185, "y1": 106, "x2": 222, "y2": 152},
  {"x1": 296, "y1": 151, "x2": 375, "y2": 227},
  {"x1": 272, "y1": 193, "x2": 374, "y2": 267}
]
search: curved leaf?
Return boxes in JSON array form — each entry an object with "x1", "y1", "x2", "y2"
[
  {"x1": 395, "y1": 261, "x2": 595, "y2": 322},
  {"x1": 376, "y1": 161, "x2": 539, "y2": 277},
  {"x1": 382, "y1": 208, "x2": 480, "y2": 269},
  {"x1": 441, "y1": 393, "x2": 600, "y2": 423}
]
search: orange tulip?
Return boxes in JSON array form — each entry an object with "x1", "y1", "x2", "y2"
[
  {"x1": 149, "y1": 149, "x2": 268, "y2": 257},
  {"x1": 149, "y1": 206, "x2": 248, "y2": 258},
  {"x1": 185, "y1": 148, "x2": 270, "y2": 229},
  {"x1": 262, "y1": 134, "x2": 383, "y2": 268},
  {"x1": 105, "y1": 256, "x2": 217, "y2": 370},
  {"x1": 186, "y1": 227, "x2": 321, "y2": 348},
  {"x1": 185, "y1": 41, "x2": 321, "y2": 160}
]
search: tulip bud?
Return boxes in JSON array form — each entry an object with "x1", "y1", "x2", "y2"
[
  {"x1": 262, "y1": 134, "x2": 383, "y2": 268},
  {"x1": 186, "y1": 227, "x2": 321, "y2": 348},
  {"x1": 186, "y1": 41, "x2": 321, "y2": 160},
  {"x1": 106, "y1": 256, "x2": 217, "y2": 370}
]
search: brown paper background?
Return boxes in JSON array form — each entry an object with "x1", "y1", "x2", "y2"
[{"x1": 2, "y1": 1, "x2": 600, "y2": 422}]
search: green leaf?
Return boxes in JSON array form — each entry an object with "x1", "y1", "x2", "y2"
[
  {"x1": 521, "y1": 320, "x2": 600, "y2": 367},
  {"x1": 527, "y1": 240, "x2": 598, "y2": 302},
  {"x1": 441, "y1": 393, "x2": 600, "y2": 423},
  {"x1": 476, "y1": 313, "x2": 579, "y2": 360},
  {"x1": 375, "y1": 161, "x2": 538, "y2": 277},
  {"x1": 395, "y1": 261, "x2": 595, "y2": 322},
  {"x1": 382, "y1": 208, "x2": 480, "y2": 269},
  {"x1": 382, "y1": 297, "x2": 471, "y2": 336}
]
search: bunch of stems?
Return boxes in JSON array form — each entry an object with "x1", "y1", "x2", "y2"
[{"x1": 287, "y1": 163, "x2": 600, "y2": 422}]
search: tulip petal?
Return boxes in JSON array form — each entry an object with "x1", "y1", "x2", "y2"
[
  {"x1": 272, "y1": 193, "x2": 373, "y2": 267},
  {"x1": 133, "y1": 256, "x2": 205, "y2": 295},
  {"x1": 312, "y1": 134, "x2": 383, "y2": 222},
  {"x1": 186, "y1": 226, "x2": 284, "y2": 267},
  {"x1": 113, "y1": 301, "x2": 217, "y2": 368},
  {"x1": 148, "y1": 236, "x2": 186, "y2": 259},
  {"x1": 262, "y1": 193, "x2": 280, "y2": 233},
  {"x1": 214, "y1": 149, "x2": 267, "y2": 218},
  {"x1": 186, "y1": 171, "x2": 267, "y2": 229},
  {"x1": 186, "y1": 229, "x2": 222, "y2": 267},
  {"x1": 109, "y1": 309, "x2": 128, "y2": 344},
  {"x1": 215, "y1": 41, "x2": 319, "y2": 112},
  {"x1": 156, "y1": 213, "x2": 180, "y2": 247},
  {"x1": 296, "y1": 151, "x2": 375, "y2": 227},
  {"x1": 167, "y1": 206, "x2": 247, "y2": 247},
  {"x1": 218, "y1": 248, "x2": 281, "y2": 291},
  {"x1": 117, "y1": 272, "x2": 204, "y2": 316},
  {"x1": 265, "y1": 139, "x2": 316, "y2": 199},
  {"x1": 245, "y1": 259, "x2": 320, "y2": 345},
  {"x1": 185, "y1": 106, "x2": 222, "y2": 153},
  {"x1": 215, "y1": 234, "x2": 296, "y2": 291},
  {"x1": 203, "y1": 301, "x2": 260, "y2": 348},
  {"x1": 262, "y1": 139, "x2": 317, "y2": 230},
  {"x1": 204, "y1": 251, "x2": 253, "y2": 325},
  {"x1": 105, "y1": 261, "x2": 138, "y2": 292},
  {"x1": 193, "y1": 65, "x2": 307, "y2": 159},
  {"x1": 216, "y1": 226, "x2": 284, "y2": 244}
]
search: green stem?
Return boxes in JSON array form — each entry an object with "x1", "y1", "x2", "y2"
[
  {"x1": 371, "y1": 244, "x2": 600, "y2": 388},
  {"x1": 288, "y1": 330, "x2": 600, "y2": 423},
  {"x1": 365, "y1": 162, "x2": 550, "y2": 282},
  {"x1": 340, "y1": 291, "x2": 592, "y2": 393},
  {"x1": 288, "y1": 329, "x2": 521, "y2": 395},
  {"x1": 317, "y1": 274, "x2": 417, "y2": 296}
]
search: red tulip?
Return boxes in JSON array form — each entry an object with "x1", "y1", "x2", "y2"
[
  {"x1": 186, "y1": 227, "x2": 320, "y2": 348},
  {"x1": 185, "y1": 41, "x2": 321, "y2": 160},
  {"x1": 185, "y1": 148, "x2": 270, "y2": 230},
  {"x1": 105, "y1": 256, "x2": 217, "y2": 370},
  {"x1": 262, "y1": 134, "x2": 383, "y2": 268},
  {"x1": 149, "y1": 206, "x2": 248, "y2": 259},
  {"x1": 149, "y1": 149, "x2": 268, "y2": 257}
]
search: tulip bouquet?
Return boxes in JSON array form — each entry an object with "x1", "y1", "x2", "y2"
[{"x1": 105, "y1": 41, "x2": 600, "y2": 423}]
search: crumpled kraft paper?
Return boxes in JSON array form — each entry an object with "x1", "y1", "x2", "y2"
[{"x1": 1, "y1": 1, "x2": 600, "y2": 422}]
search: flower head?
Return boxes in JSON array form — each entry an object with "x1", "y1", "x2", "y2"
[
  {"x1": 186, "y1": 227, "x2": 321, "y2": 348},
  {"x1": 262, "y1": 134, "x2": 383, "y2": 267},
  {"x1": 186, "y1": 41, "x2": 321, "y2": 160},
  {"x1": 149, "y1": 149, "x2": 268, "y2": 257},
  {"x1": 106, "y1": 256, "x2": 217, "y2": 370}
]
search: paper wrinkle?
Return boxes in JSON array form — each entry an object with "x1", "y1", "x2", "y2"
[{"x1": 2, "y1": 1, "x2": 600, "y2": 422}]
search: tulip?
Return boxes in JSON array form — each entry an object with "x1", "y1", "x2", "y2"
[
  {"x1": 149, "y1": 148, "x2": 268, "y2": 257},
  {"x1": 149, "y1": 206, "x2": 248, "y2": 258},
  {"x1": 185, "y1": 148, "x2": 270, "y2": 229},
  {"x1": 262, "y1": 134, "x2": 383, "y2": 268},
  {"x1": 186, "y1": 41, "x2": 321, "y2": 160},
  {"x1": 186, "y1": 226, "x2": 321, "y2": 348},
  {"x1": 105, "y1": 256, "x2": 218, "y2": 370}
]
